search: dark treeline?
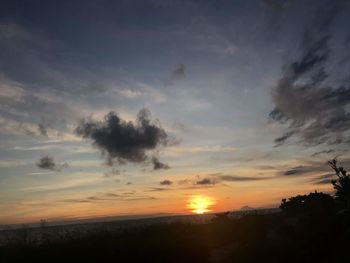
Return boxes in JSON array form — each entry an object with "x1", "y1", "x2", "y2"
[{"x1": 1, "y1": 159, "x2": 349, "y2": 263}]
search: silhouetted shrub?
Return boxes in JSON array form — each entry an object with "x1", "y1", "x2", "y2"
[
  {"x1": 329, "y1": 159, "x2": 350, "y2": 210},
  {"x1": 280, "y1": 192, "x2": 335, "y2": 217}
]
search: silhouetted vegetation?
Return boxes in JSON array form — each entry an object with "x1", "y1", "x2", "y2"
[
  {"x1": 1, "y1": 159, "x2": 350, "y2": 262},
  {"x1": 280, "y1": 191, "x2": 335, "y2": 217},
  {"x1": 329, "y1": 159, "x2": 350, "y2": 210}
]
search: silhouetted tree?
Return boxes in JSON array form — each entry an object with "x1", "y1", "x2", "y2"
[
  {"x1": 280, "y1": 192, "x2": 334, "y2": 217},
  {"x1": 328, "y1": 159, "x2": 350, "y2": 210}
]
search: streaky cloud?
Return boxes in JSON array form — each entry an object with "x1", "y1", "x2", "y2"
[{"x1": 269, "y1": 3, "x2": 350, "y2": 147}]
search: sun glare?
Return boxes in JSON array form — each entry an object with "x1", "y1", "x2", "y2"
[{"x1": 187, "y1": 195, "x2": 216, "y2": 214}]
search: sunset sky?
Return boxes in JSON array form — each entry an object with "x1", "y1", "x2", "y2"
[{"x1": 1, "y1": 0, "x2": 350, "y2": 225}]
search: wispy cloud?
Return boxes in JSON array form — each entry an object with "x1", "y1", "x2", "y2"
[
  {"x1": 154, "y1": 173, "x2": 271, "y2": 191},
  {"x1": 269, "y1": 3, "x2": 350, "y2": 147},
  {"x1": 62, "y1": 192, "x2": 156, "y2": 203},
  {"x1": 309, "y1": 173, "x2": 335, "y2": 185},
  {"x1": 0, "y1": 159, "x2": 26, "y2": 168},
  {"x1": 214, "y1": 174, "x2": 271, "y2": 182},
  {"x1": 283, "y1": 166, "x2": 314, "y2": 176}
]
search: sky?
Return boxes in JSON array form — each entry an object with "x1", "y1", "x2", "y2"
[{"x1": 1, "y1": 0, "x2": 350, "y2": 225}]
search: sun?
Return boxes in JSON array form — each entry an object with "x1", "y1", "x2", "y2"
[{"x1": 187, "y1": 195, "x2": 216, "y2": 214}]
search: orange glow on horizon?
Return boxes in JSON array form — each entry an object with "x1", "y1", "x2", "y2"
[{"x1": 187, "y1": 195, "x2": 216, "y2": 214}]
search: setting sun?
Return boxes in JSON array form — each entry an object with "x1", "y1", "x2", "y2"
[{"x1": 187, "y1": 195, "x2": 216, "y2": 214}]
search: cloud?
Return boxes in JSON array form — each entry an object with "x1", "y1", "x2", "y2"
[
  {"x1": 0, "y1": 74, "x2": 80, "y2": 140},
  {"x1": 62, "y1": 192, "x2": 156, "y2": 203},
  {"x1": 283, "y1": 166, "x2": 310, "y2": 176},
  {"x1": 152, "y1": 157, "x2": 170, "y2": 170},
  {"x1": 214, "y1": 174, "x2": 271, "y2": 182},
  {"x1": 104, "y1": 168, "x2": 120, "y2": 178},
  {"x1": 282, "y1": 164, "x2": 327, "y2": 176},
  {"x1": 117, "y1": 89, "x2": 142, "y2": 99},
  {"x1": 38, "y1": 123, "x2": 48, "y2": 136},
  {"x1": 164, "y1": 64, "x2": 186, "y2": 86},
  {"x1": 176, "y1": 173, "x2": 270, "y2": 188},
  {"x1": 273, "y1": 130, "x2": 296, "y2": 147},
  {"x1": 36, "y1": 156, "x2": 68, "y2": 171},
  {"x1": 310, "y1": 173, "x2": 335, "y2": 185},
  {"x1": 269, "y1": 5, "x2": 350, "y2": 147},
  {"x1": 151, "y1": 172, "x2": 271, "y2": 192},
  {"x1": 172, "y1": 64, "x2": 185, "y2": 78},
  {"x1": 277, "y1": 158, "x2": 350, "y2": 179},
  {"x1": 172, "y1": 121, "x2": 191, "y2": 133},
  {"x1": 0, "y1": 23, "x2": 44, "y2": 43},
  {"x1": 0, "y1": 160, "x2": 25, "y2": 168},
  {"x1": 256, "y1": 165, "x2": 277, "y2": 170},
  {"x1": 0, "y1": 75, "x2": 25, "y2": 102},
  {"x1": 196, "y1": 178, "x2": 216, "y2": 185},
  {"x1": 160, "y1": 179, "x2": 173, "y2": 186},
  {"x1": 149, "y1": 187, "x2": 170, "y2": 192},
  {"x1": 36, "y1": 156, "x2": 56, "y2": 170},
  {"x1": 76, "y1": 108, "x2": 171, "y2": 167},
  {"x1": 311, "y1": 149, "x2": 335, "y2": 157}
]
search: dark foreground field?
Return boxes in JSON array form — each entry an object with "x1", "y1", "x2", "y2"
[
  {"x1": 1, "y1": 205, "x2": 349, "y2": 263},
  {"x1": 1, "y1": 160, "x2": 350, "y2": 263}
]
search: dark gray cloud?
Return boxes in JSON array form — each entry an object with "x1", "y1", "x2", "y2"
[
  {"x1": 196, "y1": 178, "x2": 216, "y2": 185},
  {"x1": 172, "y1": 64, "x2": 185, "y2": 78},
  {"x1": 152, "y1": 173, "x2": 271, "y2": 191},
  {"x1": 149, "y1": 187, "x2": 170, "y2": 192},
  {"x1": 282, "y1": 163, "x2": 330, "y2": 176},
  {"x1": 173, "y1": 173, "x2": 271, "y2": 189},
  {"x1": 164, "y1": 64, "x2": 186, "y2": 86},
  {"x1": 273, "y1": 130, "x2": 296, "y2": 147},
  {"x1": 278, "y1": 158, "x2": 350, "y2": 179},
  {"x1": 36, "y1": 156, "x2": 56, "y2": 170},
  {"x1": 76, "y1": 108, "x2": 170, "y2": 167},
  {"x1": 180, "y1": 174, "x2": 271, "y2": 187},
  {"x1": 311, "y1": 149, "x2": 335, "y2": 157},
  {"x1": 310, "y1": 173, "x2": 335, "y2": 185},
  {"x1": 215, "y1": 174, "x2": 271, "y2": 182},
  {"x1": 160, "y1": 179, "x2": 172, "y2": 186},
  {"x1": 37, "y1": 123, "x2": 48, "y2": 136},
  {"x1": 36, "y1": 156, "x2": 68, "y2": 171},
  {"x1": 283, "y1": 166, "x2": 311, "y2": 176},
  {"x1": 152, "y1": 157, "x2": 170, "y2": 170},
  {"x1": 269, "y1": 4, "x2": 350, "y2": 147}
]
